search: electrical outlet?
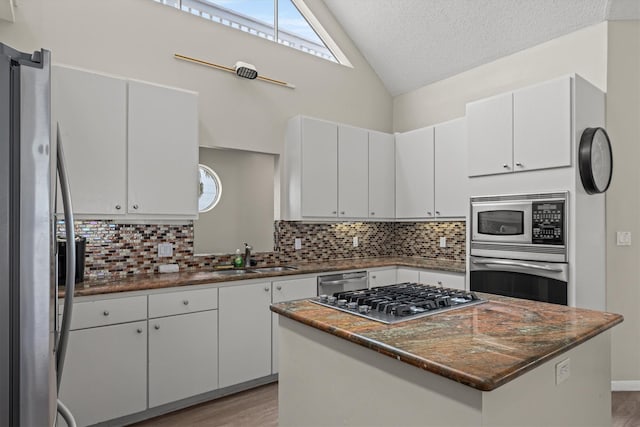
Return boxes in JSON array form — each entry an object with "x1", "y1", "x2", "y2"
[
  {"x1": 353, "y1": 236, "x2": 359, "y2": 247},
  {"x1": 294, "y1": 238, "x2": 302, "y2": 250},
  {"x1": 555, "y1": 358, "x2": 570, "y2": 385},
  {"x1": 617, "y1": 231, "x2": 632, "y2": 246},
  {"x1": 439, "y1": 237, "x2": 447, "y2": 248},
  {"x1": 158, "y1": 243, "x2": 173, "y2": 258}
]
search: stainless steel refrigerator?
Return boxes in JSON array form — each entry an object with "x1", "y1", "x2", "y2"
[{"x1": 1, "y1": 43, "x2": 77, "y2": 427}]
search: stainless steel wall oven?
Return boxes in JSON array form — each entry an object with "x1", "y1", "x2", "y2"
[{"x1": 469, "y1": 192, "x2": 569, "y2": 305}]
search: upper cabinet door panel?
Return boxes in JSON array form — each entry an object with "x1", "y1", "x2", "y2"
[
  {"x1": 368, "y1": 131, "x2": 395, "y2": 219},
  {"x1": 338, "y1": 125, "x2": 369, "y2": 218},
  {"x1": 466, "y1": 92, "x2": 513, "y2": 177},
  {"x1": 513, "y1": 77, "x2": 571, "y2": 171},
  {"x1": 395, "y1": 126, "x2": 434, "y2": 218},
  {"x1": 127, "y1": 80, "x2": 198, "y2": 216},
  {"x1": 52, "y1": 66, "x2": 127, "y2": 215},
  {"x1": 434, "y1": 118, "x2": 467, "y2": 218},
  {"x1": 301, "y1": 118, "x2": 338, "y2": 218}
]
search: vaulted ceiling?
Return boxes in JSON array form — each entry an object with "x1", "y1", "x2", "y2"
[{"x1": 323, "y1": 0, "x2": 640, "y2": 96}]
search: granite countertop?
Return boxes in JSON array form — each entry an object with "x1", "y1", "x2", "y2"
[
  {"x1": 62, "y1": 257, "x2": 465, "y2": 297},
  {"x1": 270, "y1": 294, "x2": 623, "y2": 391}
]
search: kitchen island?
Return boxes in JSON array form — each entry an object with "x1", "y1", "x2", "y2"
[{"x1": 271, "y1": 294, "x2": 622, "y2": 427}]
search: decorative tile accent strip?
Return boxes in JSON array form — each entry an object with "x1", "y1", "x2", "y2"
[{"x1": 58, "y1": 220, "x2": 465, "y2": 279}]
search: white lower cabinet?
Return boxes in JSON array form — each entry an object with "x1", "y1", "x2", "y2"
[
  {"x1": 397, "y1": 268, "x2": 420, "y2": 284},
  {"x1": 148, "y1": 310, "x2": 218, "y2": 408},
  {"x1": 272, "y1": 277, "x2": 317, "y2": 373},
  {"x1": 369, "y1": 268, "x2": 397, "y2": 288},
  {"x1": 419, "y1": 270, "x2": 466, "y2": 290},
  {"x1": 58, "y1": 321, "x2": 147, "y2": 427},
  {"x1": 219, "y1": 282, "x2": 272, "y2": 388}
]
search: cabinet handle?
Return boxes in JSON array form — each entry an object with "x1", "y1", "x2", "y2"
[
  {"x1": 154, "y1": 324, "x2": 160, "y2": 330},
  {"x1": 372, "y1": 275, "x2": 377, "y2": 279},
  {"x1": 115, "y1": 204, "x2": 121, "y2": 210},
  {"x1": 437, "y1": 281, "x2": 443, "y2": 287},
  {"x1": 332, "y1": 211, "x2": 337, "y2": 215},
  {"x1": 276, "y1": 285, "x2": 282, "y2": 290},
  {"x1": 427, "y1": 211, "x2": 432, "y2": 216},
  {"x1": 436, "y1": 211, "x2": 441, "y2": 215},
  {"x1": 515, "y1": 162, "x2": 523, "y2": 167},
  {"x1": 132, "y1": 204, "x2": 139, "y2": 210},
  {"x1": 264, "y1": 286, "x2": 270, "y2": 292},
  {"x1": 103, "y1": 310, "x2": 109, "y2": 316},
  {"x1": 371, "y1": 212, "x2": 375, "y2": 215},
  {"x1": 340, "y1": 211, "x2": 345, "y2": 215},
  {"x1": 136, "y1": 328, "x2": 143, "y2": 334},
  {"x1": 183, "y1": 300, "x2": 189, "y2": 305},
  {"x1": 502, "y1": 164, "x2": 509, "y2": 169}
]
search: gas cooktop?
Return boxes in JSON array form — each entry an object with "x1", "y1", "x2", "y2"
[{"x1": 310, "y1": 283, "x2": 485, "y2": 324}]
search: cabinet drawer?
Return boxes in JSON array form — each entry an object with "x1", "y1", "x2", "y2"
[
  {"x1": 149, "y1": 287, "x2": 218, "y2": 318},
  {"x1": 68, "y1": 296, "x2": 147, "y2": 330}
]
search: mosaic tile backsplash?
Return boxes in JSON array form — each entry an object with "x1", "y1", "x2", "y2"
[{"x1": 58, "y1": 220, "x2": 465, "y2": 279}]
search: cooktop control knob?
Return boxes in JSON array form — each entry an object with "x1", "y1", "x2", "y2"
[
  {"x1": 337, "y1": 299, "x2": 347, "y2": 307},
  {"x1": 328, "y1": 296, "x2": 337, "y2": 304},
  {"x1": 358, "y1": 305, "x2": 370, "y2": 314},
  {"x1": 319, "y1": 295, "x2": 328, "y2": 303},
  {"x1": 347, "y1": 302, "x2": 358, "y2": 310}
]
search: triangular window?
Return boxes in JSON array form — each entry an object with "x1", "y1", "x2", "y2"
[{"x1": 155, "y1": 0, "x2": 349, "y2": 65}]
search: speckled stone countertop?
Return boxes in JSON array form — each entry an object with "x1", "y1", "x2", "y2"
[
  {"x1": 62, "y1": 257, "x2": 465, "y2": 297},
  {"x1": 270, "y1": 294, "x2": 623, "y2": 391}
]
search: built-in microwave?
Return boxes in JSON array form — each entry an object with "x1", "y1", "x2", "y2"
[{"x1": 470, "y1": 192, "x2": 568, "y2": 262}]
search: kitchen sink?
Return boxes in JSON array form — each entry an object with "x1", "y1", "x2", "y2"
[
  {"x1": 210, "y1": 269, "x2": 257, "y2": 275},
  {"x1": 253, "y1": 266, "x2": 298, "y2": 273}
]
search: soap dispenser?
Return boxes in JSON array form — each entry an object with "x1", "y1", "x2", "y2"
[{"x1": 233, "y1": 249, "x2": 243, "y2": 268}]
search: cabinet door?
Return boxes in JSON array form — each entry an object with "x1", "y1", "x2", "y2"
[
  {"x1": 369, "y1": 268, "x2": 397, "y2": 288},
  {"x1": 338, "y1": 125, "x2": 369, "y2": 218},
  {"x1": 58, "y1": 322, "x2": 147, "y2": 427},
  {"x1": 219, "y1": 282, "x2": 272, "y2": 388},
  {"x1": 513, "y1": 77, "x2": 571, "y2": 172},
  {"x1": 52, "y1": 66, "x2": 127, "y2": 215},
  {"x1": 434, "y1": 118, "x2": 467, "y2": 218},
  {"x1": 128, "y1": 80, "x2": 198, "y2": 216},
  {"x1": 419, "y1": 270, "x2": 465, "y2": 290},
  {"x1": 148, "y1": 310, "x2": 218, "y2": 408},
  {"x1": 369, "y1": 131, "x2": 395, "y2": 219},
  {"x1": 301, "y1": 118, "x2": 338, "y2": 218},
  {"x1": 396, "y1": 268, "x2": 420, "y2": 284},
  {"x1": 466, "y1": 92, "x2": 513, "y2": 177},
  {"x1": 272, "y1": 277, "x2": 317, "y2": 374},
  {"x1": 395, "y1": 127, "x2": 434, "y2": 218}
]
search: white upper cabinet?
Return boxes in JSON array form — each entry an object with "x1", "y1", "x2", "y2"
[
  {"x1": 52, "y1": 65, "x2": 127, "y2": 216},
  {"x1": 368, "y1": 131, "x2": 395, "y2": 219},
  {"x1": 466, "y1": 92, "x2": 513, "y2": 177},
  {"x1": 467, "y1": 76, "x2": 572, "y2": 177},
  {"x1": 128, "y1": 80, "x2": 198, "y2": 217},
  {"x1": 434, "y1": 118, "x2": 468, "y2": 218},
  {"x1": 395, "y1": 126, "x2": 434, "y2": 219},
  {"x1": 301, "y1": 118, "x2": 338, "y2": 218},
  {"x1": 52, "y1": 66, "x2": 199, "y2": 219},
  {"x1": 338, "y1": 125, "x2": 369, "y2": 218},
  {"x1": 513, "y1": 77, "x2": 571, "y2": 172}
]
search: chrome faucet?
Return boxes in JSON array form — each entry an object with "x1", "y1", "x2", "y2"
[{"x1": 244, "y1": 242, "x2": 252, "y2": 268}]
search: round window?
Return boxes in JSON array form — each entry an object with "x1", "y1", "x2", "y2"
[{"x1": 198, "y1": 164, "x2": 222, "y2": 212}]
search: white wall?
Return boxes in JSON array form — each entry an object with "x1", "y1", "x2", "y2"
[
  {"x1": 393, "y1": 22, "x2": 608, "y2": 132},
  {"x1": 605, "y1": 20, "x2": 640, "y2": 384},
  {"x1": 0, "y1": 0, "x2": 392, "y2": 155}
]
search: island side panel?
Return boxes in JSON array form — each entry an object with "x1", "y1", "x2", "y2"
[
  {"x1": 278, "y1": 316, "x2": 483, "y2": 427},
  {"x1": 482, "y1": 331, "x2": 611, "y2": 427}
]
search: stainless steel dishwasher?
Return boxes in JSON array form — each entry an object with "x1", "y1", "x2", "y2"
[{"x1": 317, "y1": 271, "x2": 368, "y2": 296}]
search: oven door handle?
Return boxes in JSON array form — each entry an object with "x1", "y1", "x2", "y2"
[{"x1": 471, "y1": 258, "x2": 564, "y2": 272}]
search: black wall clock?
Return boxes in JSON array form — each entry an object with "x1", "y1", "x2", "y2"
[{"x1": 579, "y1": 127, "x2": 613, "y2": 195}]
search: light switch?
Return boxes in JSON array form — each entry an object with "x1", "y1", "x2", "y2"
[
  {"x1": 158, "y1": 243, "x2": 173, "y2": 258},
  {"x1": 616, "y1": 231, "x2": 632, "y2": 246},
  {"x1": 294, "y1": 238, "x2": 302, "y2": 250},
  {"x1": 353, "y1": 236, "x2": 359, "y2": 247}
]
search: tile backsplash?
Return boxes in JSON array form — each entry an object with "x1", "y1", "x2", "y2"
[{"x1": 59, "y1": 220, "x2": 465, "y2": 279}]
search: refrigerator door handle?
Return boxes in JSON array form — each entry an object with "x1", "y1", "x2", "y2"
[{"x1": 55, "y1": 123, "x2": 76, "y2": 389}]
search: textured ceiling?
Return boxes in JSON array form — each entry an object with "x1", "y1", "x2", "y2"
[{"x1": 323, "y1": 0, "x2": 640, "y2": 96}]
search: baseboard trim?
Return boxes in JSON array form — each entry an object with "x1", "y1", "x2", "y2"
[{"x1": 612, "y1": 380, "x2": 640, "y2": 391}]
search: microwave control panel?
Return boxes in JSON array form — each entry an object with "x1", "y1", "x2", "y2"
[{"x1": 532, "y1": 201, "x2": 565, "y2": 245}]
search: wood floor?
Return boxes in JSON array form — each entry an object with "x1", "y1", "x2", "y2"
[{"x1": 134, "y1": 385, "x2": 639, "y2": 426}]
